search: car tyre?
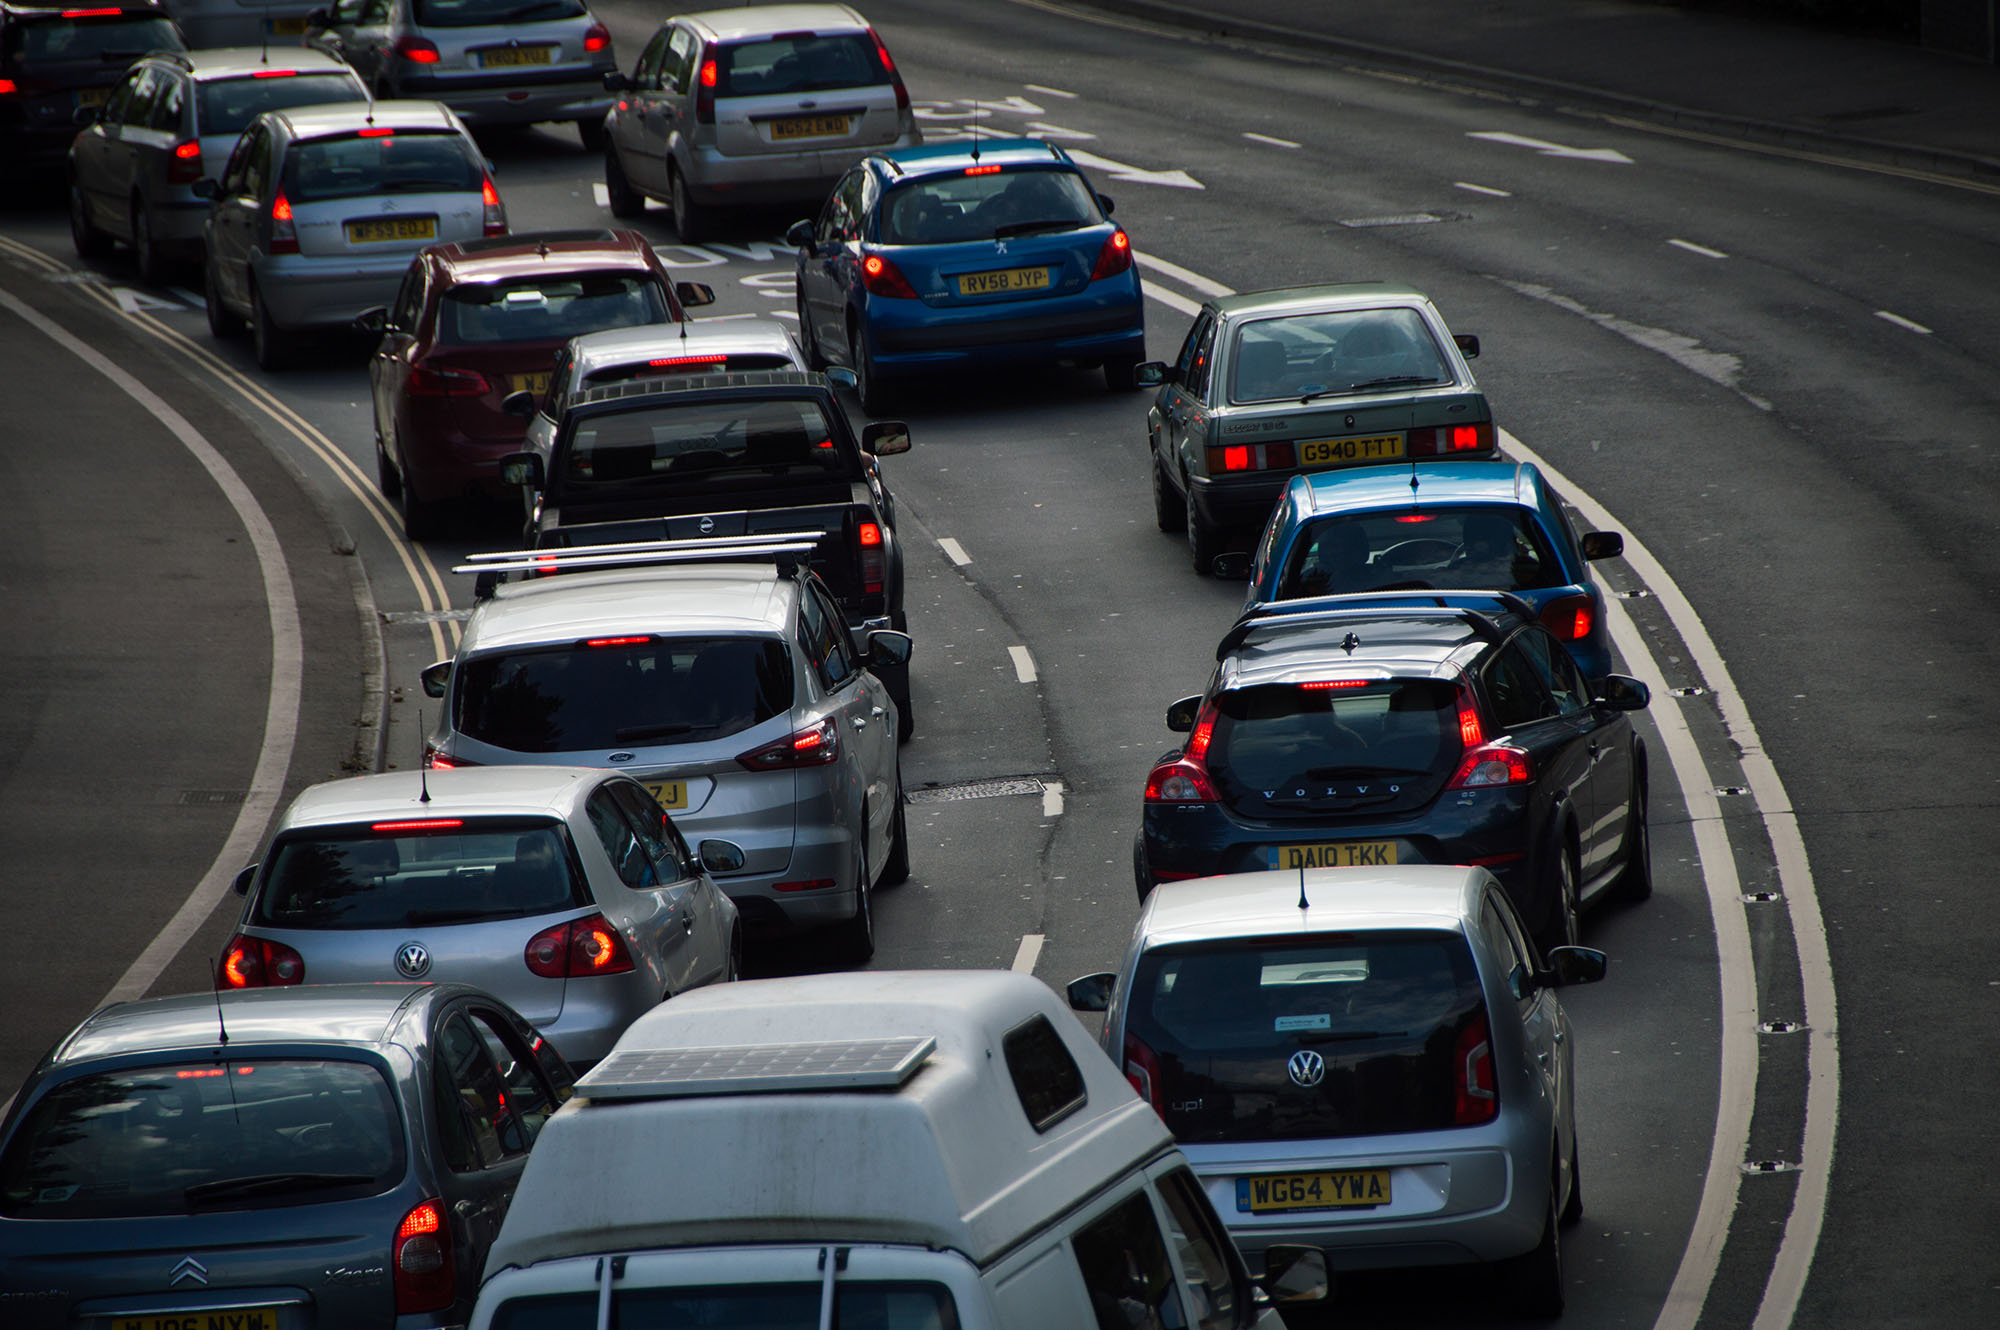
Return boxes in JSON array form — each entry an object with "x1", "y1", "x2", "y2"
[
  {"x1": 375, "y1": 430, "x2": 401, "y2": 497},
  {"x1": 1103, "y1": 354, "x2": 1142, "y2": 391},
  {"x1": 836, "y1": 844, "x2": 875, "y2": 964},
  {"x1": 850, "y1": 326, "x2": 890, "y2": 415},
  {"x1": 1502, "y1": 1178, "x2": 1566, "y2": 1319},
  {"x1": 603, "y1": 145, "x2": 644, "y2": 218},
  {"x1": 399, "y1": 459, "x2": 440, "y2": 541},
  {"x1": 1614, "y1": 765, "x2": 1653, "y2": 903},
  {"x1": 1535, "y1": 834, "x2": 1582, "y2": 958},
  {"x1": 250, "y1": 281, "x2": 291, "y2": 372},
  {"x1": 879, "y1": 660, "x2": 914, "y2": 743},
  {"x1": 1561, "y1": 1135, "x2": 1584, "y2": 1227},
  {"x1": 204, "y1": 258, "x2": 242, "y2": 338},
  {"x1": 1151, "y1": 455, "x2": 1185, "y2": 533},
  {"x1": 131, "y1": 198, "x2": 168, "y2": 285},
  {"x1": 669, "y1": 166, "x2": 710, "y2": 244},
  {"x1": 880, "y1": 779, "x2": 911, "y2": 886},
  {"x1": 1132, "y1": 832, "x2": 1154, "y2": 904},
  {"x1": 70, "y1": 179, "x2": 111, "y2": 259},
  {"x1": 724, "y1": 927, "x2": 743, "y2": 983},
  {"x1": 575, "y1": 116, "x2": 607, "y2": 153},
  {"x1": 1185, "y1": 487, "x2": 1221, "y2": 575},
  {"x1": 796, "y1": 293, "x2": 828, "y2": 370}
]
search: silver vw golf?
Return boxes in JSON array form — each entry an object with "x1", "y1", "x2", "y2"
[
  {"x1": 218, "y1": 765, "x2": 739, "y2": 1067},
  {"x1": 1069, "y1": 864, "x2": 1605, "y2": 1318}
]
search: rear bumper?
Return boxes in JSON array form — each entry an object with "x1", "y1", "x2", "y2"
[
  {"x1": 863, "y1": 277, "x2": 1145, "y2": 371},
  {"x1": 1186, "y1": 468, "x2": 1292, "y2": 531},
  {"x1": 392, "y1": 69, "x2": 614, "y2": 126},
  {"x1": 680, "y1": 129, "x2": 922, "y2": 206},
  {"x1": 250, "y1": 252, "x2": 425, "y2": 331},
  {"x1": 398, "y1": 405, "x2": 530, "y2": 503}
]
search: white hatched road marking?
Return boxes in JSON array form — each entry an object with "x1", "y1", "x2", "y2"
[
  {"x1": 1008, "y1": 645, "x2": 1037, "y2": 683},
  {"x1": 938, "y1": 537, "x2": 972, "y2": 566}
]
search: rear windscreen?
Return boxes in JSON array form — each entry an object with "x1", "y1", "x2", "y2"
[
  {"x1": 556, "y1": 399, "x2": 860, "y2": 490},
  {"x1": 1229, "y1": 306, "x2": 1451, "y2": 403},
  {"x1": 253, "y1": 820, "x2": 584, "y2": 928},
  {"x1": 492, "y1": 1282, "x2": 957, "y2": 1330},
  {"x1": 1277, "y1": 508, "x2": 1560, "y2": 599},
  {"x1": 442, "y1": 275, "x2": 670, "y2": 346},
  {"x1": 413, "y1": 0, "x2": 585, "y2": 28},
  {"x1": 1127, "y1": 935, "x2": 1486, "y2": 1143},
  {"x1": 879, "y1": 168, "x2": 1100, "y2": 244},
  {"x1": 0, "y1": 1058, "x2": 403, "y2": 1219},
  {"x1": 1207, "y1": 679, "x2": 1458, "y2": 815},
  {"x1": 198, "y1": 72, "x2": 364, "y2": 138},
  {"x1": 3, "y1": 15, "x2": 180, "y2": 65},
  {"x1": 455, "y1": 636, "x2": 792, "y2": 753},
  {"x1": 582, "y1": 352, "x2": 799, "y2": 387},
  {"x1": 717, "y1": 33, "x2": 887, "y2": 97},
  {"x1": 283, "y1": 131, "x2": 481, "y2": 205}
]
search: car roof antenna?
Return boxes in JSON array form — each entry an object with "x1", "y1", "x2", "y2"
[
  {"x1": 210, "y1": 963, "x2": 230, "y2": 1046},
  {"x1": 970, "y1": 99, "x2": 981, "y2": 162},
  {"x1": 1409, "y1": 459, "x2": 1421, "y2": 496},
  {"x1": 418, "y1": 711, "x2": 431, "y2": 803},
  {"x1": 1297, "y1": 861, "x2": 1309, "y2": 912}
]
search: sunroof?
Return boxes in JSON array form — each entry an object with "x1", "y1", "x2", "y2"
[{"x1": 577, "y1": 1036, "x2": 936, "y2": 1101}]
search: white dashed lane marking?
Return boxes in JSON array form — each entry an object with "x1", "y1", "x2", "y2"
[
  {"x1": 1008, "y1": 645, "x2": 1037, "y2": 683},
  {"x1": 1454, "y1": 181, "x2": 1512, "y2": 197},
  {"x1": 1875, "y1": 310, "x2": 1932, "y2": 334},
  {"x1": 1669, "y1": 238, "x2": 1730, "y2": 259},
  {"x1": 938, "y1": 537, "x2": 971, "y2": 566},
  {"x1": 1011, "y1": 934, "x2": 1046, "y2": 974}
]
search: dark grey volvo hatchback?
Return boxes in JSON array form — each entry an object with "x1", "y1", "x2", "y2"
[{"x1": 0, "y1": 983, "x2": 573, "y2": 1330}]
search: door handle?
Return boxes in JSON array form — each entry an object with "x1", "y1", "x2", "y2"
[
  {"x1": 681, "y1": 911, "x2": 695, "y2": 932},
  {"x1": 1537, "y1": 1051, "x2": 1551, "y2": 1068},
  {"x1": 850, "y1": 716, "x2": 868, "y2": 729},
  {"x1": 871, "y1": 706, "x2": 886, "y2": 719},
  {"x1": 1553, "y1": 1028, "x2": 1566, "y2": 1045}
]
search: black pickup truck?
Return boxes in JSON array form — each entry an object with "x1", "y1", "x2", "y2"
[{"x1": 493, "y1": 369, "x2": 916, "y2": 734}]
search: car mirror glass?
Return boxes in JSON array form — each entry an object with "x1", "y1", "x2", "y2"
[
  {"x1": 353, "y1": 306, "x2": 388, "y2": 336},
  {"x1": 1096, "y1": 192, "x2": 1115, "y2": 215},
  {"x1": 1211, "y1": 551, "x2": 1251, "y2": 580},
  {"x1": 1260, "y1": 1246, "x2": 1329, "y2": 1303},
  {"x1": 498, "y1": 450, "x2": 543, "y2": 487},
  {"x1": 674, "y1": 281, "x2": 715, "y2": 308},
  {"x1": 1454, "y1": 333, "x2": 1481, "y2": 360},
  {"x1": 861, "y1": 421, "x2": 910, "y2": 456},
  {"x1": 1580, "y1": 530, "x2": 1623, "y2": 560},
  {"x1": 865, "y1": 629, "x2": 913, "y2": 668},
  {"x1": 500, "y1": 391, "x2": 538, "y2": 421},
  {"x1": 698, "y1": 839, "x2": 745, "y2": 874},
  {"x1": 824, "y1": 366, "x2": 857, "y2": 390},
  {"x1": 1593, "y1": 674, "x2": 1649, "y2": 711},
  {"x1": 231, "y1": 863, "x2": 259, "y2": 896},
  {"x1": 1164, "y1": 694, "x2": 1202, "y2": 732},
  {"x1": 785, "y1": 219, "x2": 814, "y2": 248},
  {"x1": 420, "y1": 659, "x2": 452, "y2": 699},
  {"x1": 1065, "y1": 973, "x2": 1115, "y2": 1012},
  {"x1": 190, "y1": 178, "x2": 218, "y2": 200},
  {"x1": 1135, "y1": 360, "x2": 1167, "y2": 388},
  {"x1": 1543, "y1": 945, "x2": 1608, "y2": 986}
]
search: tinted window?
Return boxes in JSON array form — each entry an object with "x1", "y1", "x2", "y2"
[
  {"x1": 1072, "y1": 1191, "x2": 1188, "y2": 1330},
  {"x1": 198, "y1": 73, "x2": 365, "y2": 138},
  {"x1": 254, "y1": 820, "x2": 583, "y2": 928},
  {"x1": 148, "y1": 71, "x2": 183, "y2": 132},
  {"x1": 878, "y1": 167, "x2": 1101, "y2": 244},
  {"x1": 1483, "y1": 641, "x2": 1556, "y2": 730},
  {"x1": 1125, "y1": 934, "x2": 1487, "y2": 1143},
  {"x1": 557, "y1": 399, "x2": 860, "y2": 490},
  {"x1": 1229, "y1": 306, "x2": 1450, "y2": 404},
  {"x1": 440, "y1": 274, "x2": 670, "y2": 346},
  {"x1": 3, "y1": 15, "x2": 180, "y2": 64},
  {"x1": 1205, "y1": 679, "x2": 1459, "y2": 812},
  {"x1": 582, "y1": 351, "x2": 798, "y2": 388},
  {"x1": 467, "y1": 1007, "x2": 558, "y2": 1147},
  {"x1": 119, "y1": 67, "x2": 159, "y2": 126},
  {"x1": 283, "y1": 131, "x2": 481, "y2": 204},
  {"x1": 609, "y1": 781, "x2": 692, "y2": 880},
  {"x1": 1, "y1": 1059, "x2": 402, "y2": 1218},
  {"x1": 437, "y1": 1012, "x2": 528, "y2": 1166},
  {"x1": 455, "y1": 636, "x2": 793, "y2": 752},
  {"x1": 1276, "y1": 507, "x2": 1559, "y2": 599},
  {"x1": 1156, "y1": 1167, "x2": 1244, "y2": 1330},
  {"x1": 413, "y1": 0, "x2": 585, "y2": 27},
  {"x1": 715, "y1": 33, "x2": 887, "y2": 97},
  {"x1": 586, "y1": 788, "x2": 660, "y2": 890},
  {"x1": 491, "y1": 1282, "x2": 957, "y2": 1330},
  {"x1": 1002, "y1": 1015, "x2": 1086, "y2": 1132}
]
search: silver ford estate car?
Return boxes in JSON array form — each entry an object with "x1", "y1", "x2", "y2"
[
  {"x1": 1069, "y1": 865, "x2": 1607, "y2": 1318},
  {"x1": 422, "y1": 555, "x2": 913, "y2": 961},
  {"x1": 218, "y1": 765, "x2": 739, "y2": 1067}
]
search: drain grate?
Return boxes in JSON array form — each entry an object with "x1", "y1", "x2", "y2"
[
  {"x1": 907, "y1": 775, "x2": 1051, "y2": 805},
  {"x1": 382, "y1": 609, "x2": 473, "y2": 625},
  {"x1": 179, "y1": 790, "x2": 247, "y2": 806}
]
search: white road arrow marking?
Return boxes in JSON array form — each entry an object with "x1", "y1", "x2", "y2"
[
  {"x1": 107, "y1": 286, "x2": 187, "y2": 314},
  {"x1": 1467, "y1": 130, "x2": 1632, "y2": 163},
  {"x1": 1025, "y1": 121, "x2": 1096, "y2": 141},
  {"x1": 1062, "y1": 147, "x2": 1203, "y2": 190}
]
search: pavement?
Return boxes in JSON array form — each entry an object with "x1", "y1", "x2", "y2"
[{"x1": 1084, "y1": 0, "x2": 2000, "y2": 186}]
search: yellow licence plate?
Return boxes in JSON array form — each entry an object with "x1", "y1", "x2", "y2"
[
  {"x1": 1268, "y1": 841, "x2": 1398, "y2": 870},
  {"x1": 1300, "y1": 433, "x2": 1404, "y2": 466},
  {"x1": 770, "y1": 114, "x2": 852, "y2": 141},
  {"x1": 269, "y1": 15, "x2": 309, "y2": 33},
  {"x1": 644, "y1": 780, "x2": 687, "y2": 811},
  {"x1": 956, "y1": 266, "x2": 1052, "y2": 297},
  {"x1": 481, "y1": 45, "x2": 555, "y2": 67},
  {"x1": 509, "y1": 372, "x2": 551, "y2": 396},
  {"x1": 113, "y1": 1308, "x2": 281, "y2": 1330},
  {"x1": 346, "y1": 216, "x2": 437, "y2": 245},
  {"x1": 1238, "y1": 1170, "x2": 1390, "y2": 1213}
]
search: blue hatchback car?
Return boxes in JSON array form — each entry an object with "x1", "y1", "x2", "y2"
[
  {"x1": 1219, "y1": 460, "x2": 1626, "y2": 681},
  {"x1": 787, "y1": 138, "x2": 1146, "y2": 412}
]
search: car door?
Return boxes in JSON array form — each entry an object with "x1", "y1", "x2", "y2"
[
  {"x1": 1483, "y1": 888, "x2": 1564, "y2": 1129},
  {"x1": 608, "y1": 777, "x2": 718, "y2": 991},
  {"x1": 801, "y1": 578, "x2": 894, "y2": 868},
  {"x1": 311, "y1": 0, "x2": 393, "y2": 89},
  {"x1": 1521, "y1": 625, "x2": 1631, "y2": 884},
  {"x1": 73, "y1": 64, "x2": 144, "y2": 228},
  {"x1": 428, "y1": 1004, "x2": 554, "y2": 1295},
  {"x1": 1157, "y1": 308, "x2": 1217, "y2": 492},
  {"x1": 583, "y1": 783, "x2": 695, "y2": 998},
  {"x1": 372, "y1": 260, "x2": 427, "y2": 467},
  {"x1": 1480, "y1": 630, "x2": 1595, "y2": 886},
  {"x1": 799, "y1": 166, "x2": 865, "y2": 358},
  {"x1": 207, "y1": 122, "x2": 271, "y2": 307},
  {"x1": 610, "y1": 25, "x2": 671, "y2": 192}
]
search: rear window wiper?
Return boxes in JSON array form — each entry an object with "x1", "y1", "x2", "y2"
[
  {"x1": 614, "y1": 722, "x2": 699, "y2": 743},
  {"x1": 1301, "y1": 766, "x2": 1431, "y2": 779},
  {"x1": 992, "y1": 219, "x2": 1081, "y2": 240},
  {"x1": 1296, "y1": 1030, "x2": 1406, "y2": 1044},
  {"x1": 186, "y1": 1173, "x2": 375, "y2": 1206}
]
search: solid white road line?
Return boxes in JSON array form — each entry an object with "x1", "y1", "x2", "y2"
[
  {"x1": 938, "y1": 536, "x2": 972, "y2": 566},
  {"x1": 1455, "y1": 181, "x2": 1513, "y2": 197},
  {"x1": 1011, "y1": 933, "x2": 1046, "y2": 974},
  {"x1": 0, "y1": 289, "x2": 304, "y2": 1012},
  {"x1": 1009, "y1": 645, "x2": 1038, "y2": 683},
  {"x1": 1242, "y1": 131, "x2": 1300, "y2": 148},
  {"x1": 1669, "y1": 238, "x2": 1730, "y2": 259},
  {"x1": 1025, "y1": 84, "x2": 1077, "y2": 98},
  {"x1": 1874, "y1": 310, "x2": 1932, "y2": 334}
]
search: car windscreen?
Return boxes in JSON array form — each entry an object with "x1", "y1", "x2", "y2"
[
  {"x1": 252, "y1": 819, "x2": 584, "y2": 929},
  {"x1": 455, "y1": 636, "x2": 792, "y2": 753},
  {"x1": 1125, "y1": 934, "x2": 1487, "y2": 1143},
  {"x1": 442, "y1": 274, "x2": 670, "y2": 346},
  {"x1": 491, "y1": 1281, "x2": 957, "y2": 1330},
  {"x1": 1229, "y1": 307, "x2": 1451, "y2": 404},
  {"x1": 198, "y1": 72, "x2": 365, "y2": 138},
  {"x1": 2, "y1": 14, "x2": 180, "y2": 66},
  {"x1": 555, "y1": 399, "x2": 862, "y2": 491},
  {"x1": 413, "y1": 0, "x2": 586, "y2": 28},
  {"x1": 282, "y1": 130, "x2": 482, "y2": 205},
  {"x1": 1276, "y1": 507, "x2": 1563, "y2": 599},
  {"x1": 582, "y1": 352, "x2": 800, "y2": 387},
  {"x1": 0, "y1": 1058, "x2": 403, "y2": 1219},
  {"x1": 1206, "y1": 679, "x2": 1459, "y2": 814},
  {"x1": 716, "y1": 32, "x2": 887, "y2": 97},
  {"x1": 878, "y1": 168, "x2": 1101, "y2": 244}
]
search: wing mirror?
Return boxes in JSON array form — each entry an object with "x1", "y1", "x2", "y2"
[
  {"x1": 697, "y1": 839, "x2": 746, "y2": 874},
  {"x1": 674, "y1": 281, "x2": 715, "y2": 308},
  {"x1": 420, "y1": 659, "x2": 452, "y2": 699},
  {"x1": 73, "y1": 104, "x2": 102, "y2": 127},
  {"x1": 1065, "y1": 972, "x2": 1116, "y2": 1012},
  {"x1": 1096, "y1": 192, "x2": 1115, "y2": 215},
  {"x1": 864, "y1": 628, "x2": 913, "y2": 668},
  {"x1": 785, "y1": 219, "x2": 815, "y2": 249},
  {"x1": 1540, "y1": 945, "x2": 1609, "y2": 987},
  {"x1": 1580, "y1": 530, "x2": 1623, "y2": 560},
  {"x1": 1259, "y1": 1247, "x2": 1329, "y2": 1304},
  {"x1": 861, "y1": 420, "x2": 910, "y2": 456},
  {"x1": 1165, "y1": 694, "x2": 1202, "y2": 732},
  {"x1": 500, "y1": 392, "x2": 538, "y2": 421},
  {"x1": 231, "y1": 863, "x2": 259, "y2": 896},
  {"x1": 1134, "y1": 359, "x2": 1167, "y2": 389},
  {"x1": 602, "y1": 69, "x2": 634, "y2": 92},
  {"x1": 1211, "y1": 551, "x2": 1251, "y2": 580},
  {"x1": 824, "y1": 366, "x2": 857, "y2": 390},
  {"x1": 1454, "y1": 333, "x2": 1481, "y2": 359},
  {"x1": 498, "y1": 450, "x2": 544, "y2": 487},
  {"x1": 305, "y1": 7, "x2": 329, "y2": 28},
  {"x1": 1593, "y1": 673, "x2": 1650, "y2": 712},
  {"x1": 353, "y1": 306, "x2": 388, "y2": 337},
  {"x1": 190, "y1": 178, "x2": 219, "y2": 200}
]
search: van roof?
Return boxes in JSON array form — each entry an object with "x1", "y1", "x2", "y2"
[{"x1": 482, "y1": 970, "x2": 1175, "y2": 1275}]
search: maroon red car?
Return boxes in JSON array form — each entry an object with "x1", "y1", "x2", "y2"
[{"x1": 368, "y1": 228, "x2": 714, "y2": 538}]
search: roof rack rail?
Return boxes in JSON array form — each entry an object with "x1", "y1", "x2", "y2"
[
  {"x1": 1216, "y1": 590, "x2": 1533, "y2": 661},
  {"x1": 456, "y1": 532, "x2": 825, "y2": 580}
]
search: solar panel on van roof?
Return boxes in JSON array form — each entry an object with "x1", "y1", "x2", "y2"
[{"x1": 577, "y1": 1036, "x2": 935, "y2": 1100}]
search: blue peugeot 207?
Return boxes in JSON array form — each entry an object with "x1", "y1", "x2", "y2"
[{"x1": 787, "y1": 138, "x2": 1146, "y2": 412}]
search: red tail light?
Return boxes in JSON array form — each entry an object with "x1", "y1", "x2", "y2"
[
  {"x1": 268, "y1": 191, "x2": 298, "y2": 255},
  {"x1": 1407, "y1": 421, "x2": 1495, "y2": 457},
  {"x1": 393, "y1": 1199, "x2": 456, "y2": 1314},
  {"x1": 738, "y1": 717, "x2": 840, "y2": 770},
  {"x1": 1539, "y1": 594, "x2": 1593, "y2": 642},
  {"x1": 695, "y1": 44, "x2": 717, "y2": 123},
  {"x1": 407, "y1": 364, "x2": 491, "y2": 397},
  {"x1": 393, "y1": 35, "x2": 441, "y2": 64},
  {"x1": 1090, "y1": 229, "x2": 1133, "y2": 280},
  {"x1": 963, "y1": 163, "x2": 1002, "y2": 176},
  {"x1": 1123, "y1": 1034, "x2": 1165, "y2": 1114},
  {"x1": 1445, "y1": 743, "x2": 1534, "y2": 789},
  {"x1": 371, "y1": 818, "x2": 463, "y2": 833},
  {"x1": 167, "y1": 139, "x2": 203, "y2": 184},
  {"x1": 1455, "y1": 680, "x2": 1483, "y2": 748},
  {"x1": 480, "y1": 175, "x2": 506, "y2": 237},
  {"x1": 861, "y1": 253, "x2": 918, "y2": 299},
  {"x1": 217, "y1": 935, "x2": 305, "y2": 989},
  {"x1": 1145, "y1": 707, "x2": 1218, "y2": 802},
  {"x1": 422, "y1": 745, "x2": 475, "y2": 770},
  {"x1": 524, "y1": 913, "x2": 635, "y2": 978},
  {"x1": 582, "y1": 21, "x2": 609, "y2": 52},
  {"x1": 857, "y1": 520, "x2": 885, "y2": 595},
  {"x1": 1204, "y1": 439, "x2": 1296, "y2": 475},
  {"x1": 251, "y1": 68, "x2": 298, "y2": 78},
  {"x1": 867, "y1": 26, "x2": 909, "y2": 112},
  {"x1": 0, "y1": 79, "x2": 18, "y2": 97},
  {"x1": 1453, "y1": 1014, "x2": 1498, "y2": 1124}
]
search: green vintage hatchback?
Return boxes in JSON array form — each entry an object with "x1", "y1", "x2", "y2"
[{"x1": 1139, "y1": 283, "x2": 1496, "y2": 573}]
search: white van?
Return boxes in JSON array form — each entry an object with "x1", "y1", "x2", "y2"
[{"x1": 469, "y1": 969, "x2": 1325, "y2": 1329}]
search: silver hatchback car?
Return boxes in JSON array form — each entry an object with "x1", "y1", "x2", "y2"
[
  {"x1": 1069, "y1": 864, "x2": 1606, "y2": 1318},
  {"x1": 421, "y1": 554, "x2": 912, "y2": 961},
  {"x1": 601, "y1": 3, "x2": 920, "y2": 242},
  {"x1": 219, "y1": 765, "x2": 740, "y2": 1067},
  {"x1": 197, "y1": 98, "x2": 504, "y2": 370}
]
